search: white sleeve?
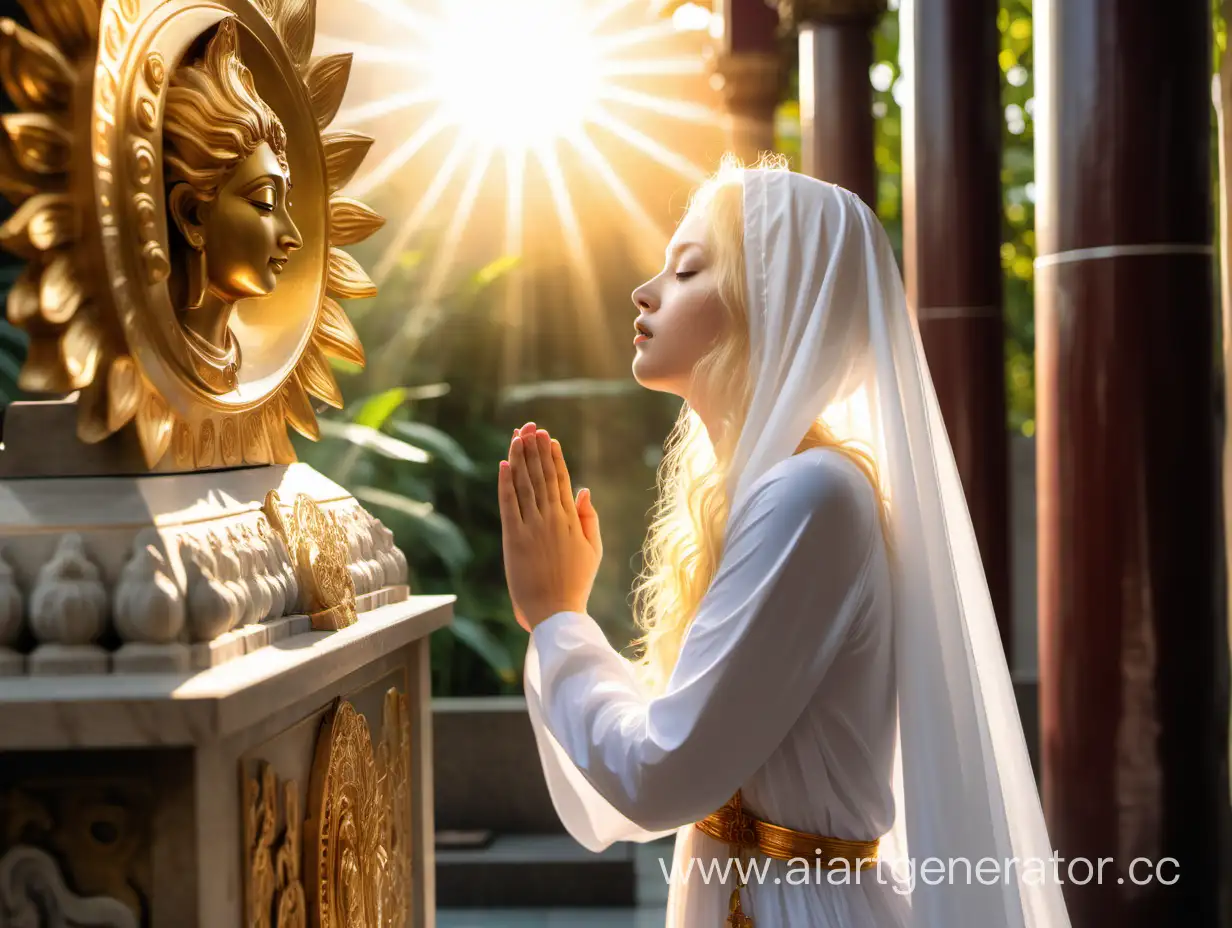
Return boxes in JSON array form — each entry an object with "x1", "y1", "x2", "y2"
[{"x1": 523, "y1": 453, "x2": 879, "y2": 847}]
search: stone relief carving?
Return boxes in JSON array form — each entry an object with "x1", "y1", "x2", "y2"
[
  {"x1": 180, "y1": 536, "x2": 240, "y2": 642},
  {"x1": 0, "y1": 551, "x2": 23, "y2": 676},
  {"x1": 0, "y1": 845, "x2": 137, "y2": 928},
  {"x1": 0, "y1": 779, "x2": 151, "y2": 926},
  {"x1": 28, "y1": 535, "x2": 109, "y2": 675},
  {"x1": 0, "y1": 501, "x2": 409, "y2": 676}
]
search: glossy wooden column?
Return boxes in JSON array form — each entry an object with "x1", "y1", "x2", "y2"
[
  {"x1": 711, "y1": 0, "x2": 783, "y2": 163},
  {"x1": 901, "y1": 0, "x2": 1010, "y2": 651},
  {"x1": 1035, "y1": 1, "x2": 1224, "y2": 924},
  {"x1": 780, "y1": 0, "x2": 885, "y2": 205}
]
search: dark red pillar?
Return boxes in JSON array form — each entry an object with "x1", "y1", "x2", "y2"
[
  {"x1": 901, "y1": 0, "x2": 1010, "y2": 652},
  {"x1": 1035, "y1": 1, "x2": 1224, "y2": 924},
  {"x1": 777, "y1": 0, "x2": 885, "y2": 206},
  {"x1": 710, "y1": 0, "x2": 783, "y2": 164}
]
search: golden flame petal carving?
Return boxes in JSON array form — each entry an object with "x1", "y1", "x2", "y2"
[
  {"x1": 134, "y1": 390, "x2": 175, "y2": 469},
  {"x1": 328, "y1": 196, "x2": 384, "y2": 247},
  {"x1": 242, "y1": 409, "x2": 272, "y2": 464},
  {"x1": 259, "y1": 0, "x2": 315, "y2": 71},
  {"x1": 18, "y1": 334, "x2": 72, "y2": 392},
  {"x1": 0, "y1": 192, "x2": 74, "y2": 257},
  {"x1": 322, "y1": 131, "x2": 373, "y2": 192},
  {"x1": 39, "y1": 250, "x2": 83, "y2": 324},
  {"x1": 0, "y1": 19, "x2": 73, "y2": 111},
  {"x1": 0, "y1": 0, "x2": 380, "y2": 475},
  {"x1": 106, "y1": 355, "x2": 141, "y2": 434},
  {"x1": 297, "y1": 340, "x2": 343, "y2": 408},
  {"x1": 306, "y1": 53, "x2": 352, "y2": 130},
  {"x1": 61, "y1": 310, "x2": 102, "y2": 389},
  {"x1": 1, "y1": 113, "x2": 70, "y2": 174},
  {"x1": 281, "y1": 375, "x2": 321, "y2": 441},
  {"x1": 6, "y1": 262, "x2": 39, "y2": 326},
  {"x1": 76, "y1": 377, "x2": 111, "y2": 444},
  {"x1": 314, "y1": 296, "x2": 365, "y2": 367},
  {"x1": 0, "y1": 141, "x2": 41, "y2": 204},
  {"x1": 16, "y1": 0, "x2": 98, "y2": 59},
  {"x1": 326, "y1": 247, "x2": 376, "y2": 300},
  {"x1": 266, "y1": 400, "x2": 298, "y2": 463}
]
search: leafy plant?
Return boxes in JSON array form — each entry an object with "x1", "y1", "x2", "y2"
[{"x1": 294, "y1": 248, "x2": 519, "y2": 695}]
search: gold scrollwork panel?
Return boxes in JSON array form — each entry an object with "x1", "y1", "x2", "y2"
[
  {"x1": 306, "y1": 689, "x2": 413, "y2": 928},
  {"x1": 243, "y1": 687, "x2": 412, "y2": 928}
]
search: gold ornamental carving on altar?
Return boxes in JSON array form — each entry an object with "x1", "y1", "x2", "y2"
[
  {"x1": 0, "y1": 0, "x2": 383, "y2": 468},
  {"x1": 306, "y1": 689, "x2": 413, "y2": 928},
  {"x1": 263, "y1": 488, "x2": 357, "y2": 630},
  {"x1": 243, "y1": 689, "x2": 413, "y2": 928}
]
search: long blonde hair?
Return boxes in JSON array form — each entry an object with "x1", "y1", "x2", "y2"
[{"x1": 629, "y1": 154, "x2": 888, "y2": 693}]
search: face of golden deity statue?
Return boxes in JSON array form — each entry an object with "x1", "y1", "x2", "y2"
[
  {"x1": 163, "y1": 18, "x2": 303, "y2": 393},
  {"x1": 186, "y1": 141, "x2": 301, "y2": 302}
]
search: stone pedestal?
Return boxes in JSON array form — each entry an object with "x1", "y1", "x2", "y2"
[
  {"x1": 0, "y1": 595, "x2": 451, "y2": 927},
  {"x1": 0, "y1": 425, "x2": 451, "y2": 927}
]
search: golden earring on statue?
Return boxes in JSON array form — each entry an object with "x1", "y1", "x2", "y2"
[{"x1": 185, "y1": 242, "x2": 208, "y2": 310}]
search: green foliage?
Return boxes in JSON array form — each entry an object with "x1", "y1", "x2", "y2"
[
  {"x1": 300, "y1": 244, "x2": 643, "y2": 696},
  {"x1": 0, "y1": 319, "x2": 25, "y2": 403},
  {"x1": 296, "y1": 249, "x2": 529, "y2": 696}
]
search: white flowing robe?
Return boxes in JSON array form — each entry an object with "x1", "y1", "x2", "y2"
[{"x1": 524, "y1": 448, "x2": 913, "y2": 926}]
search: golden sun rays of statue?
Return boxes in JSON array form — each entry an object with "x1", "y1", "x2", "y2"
[{"x1": 0, "y1": 0, "x2": 382, "y2": 469}]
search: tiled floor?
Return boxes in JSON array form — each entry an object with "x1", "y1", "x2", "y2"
[{"x1": 438, "y1": 839, "x2": 670, "y2": 927}]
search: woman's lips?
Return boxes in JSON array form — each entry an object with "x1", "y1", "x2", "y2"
[
  {"x1": 270, "y1": 257, "x2": 288, "y2": 274},
  {"x1": 634, "y1": 334, "x2": 651, "y2": 345}
]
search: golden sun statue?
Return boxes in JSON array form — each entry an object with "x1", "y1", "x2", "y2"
[{"x1": 0, "y1": 0, "x2": 382, "y2": 469}]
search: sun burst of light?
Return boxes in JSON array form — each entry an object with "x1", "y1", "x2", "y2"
[
  {"x1": 428, "y1": 0, "x2": 604, "y2": 152},
  {"x1": 330, "y1": 0, "x2": 723, "y2": 379}
]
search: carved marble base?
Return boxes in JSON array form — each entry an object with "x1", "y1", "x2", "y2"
[
  {"x1": 0, "y1": 648, "x2": 22, "y2": 677},
  {"x1": 111, "y1": 642, "x2": 193, "y2": 674},
  {"x1": 27, "y1": 643, "x2": 110, "y2": 676},
  {"x1": 0, "y1": 461, "x2": 410, "y2": 676},
  {"x1": 0, "y1": 595, "x2": 451, "y2": 927}
]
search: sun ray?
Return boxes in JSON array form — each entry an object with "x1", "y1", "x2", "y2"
[
  {"x1": 594, "y1": 20, "x2": 682, "y2": 54},
  {"x1": 373, "y1": 143, "x2": 496, "y2": 381},
  {"x1": 502, "y1": 145, "x2": 527, "y2": 384},
  {"x1": 354, "y1": 0, "x2": 440, "y2": 36},
  {"x1": 588, "y1": 0, "x2": 640, "y2": 30},
  {"x1": 588, "y1": 108, "x2": 708, "y2": 183},
  {"x1": 421, "y1": 142, "x2": 497, "y2": 302},
  {"x1": 598, "y1": 84, "x2": 724, "y2": 127},
  {"x1": 598, "y1": 57, "x2": 707, "y2": 78},
  {"x1": 564, "y1": 126, "x2": 668, "y2": 261},
  {"x1": 536, "y1": 141, "x2": 612, "y2": 376},
  {"x1": 335, "y1": 88, "x2": 436, "y2": 130},
  {"x1": 372, "y1": 133, "x2": 471, "y2": 282},
  {"x1": 347, "y1": 110, "x2": 449, "y2": 201},
  {"x1": 313, "y1": 35, "x2": 432, "y2": 66}
]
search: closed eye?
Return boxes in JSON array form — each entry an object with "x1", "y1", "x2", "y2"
[
  {"x1": 674, "y1": 271, "x2": 697, "y2": 281},
  {"x1": 247, "y1": 183, "x2": 278, "y2": 212}
]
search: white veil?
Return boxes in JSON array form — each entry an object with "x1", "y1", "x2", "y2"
[{"x1": 730, "y1": 168, "x2": 1070, "y2": 926}]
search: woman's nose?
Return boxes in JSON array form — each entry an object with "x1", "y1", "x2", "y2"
[{"x1": 631, "y1": 280, "x2": 657, "y2": 312}]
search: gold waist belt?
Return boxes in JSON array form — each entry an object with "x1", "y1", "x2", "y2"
[{"x1": 695, "y1": 792, "x2": 880, "y2": 869}]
